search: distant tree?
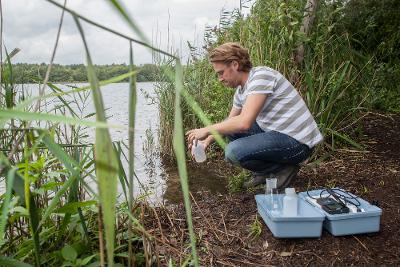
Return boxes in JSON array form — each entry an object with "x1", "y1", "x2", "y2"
[{"x1": 11, "y1": 63, "x2": 163, "y2": 83}]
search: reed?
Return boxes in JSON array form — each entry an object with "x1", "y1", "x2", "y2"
[{"x1": 0, "y1": 0, "x2": 203, "y2": 266}]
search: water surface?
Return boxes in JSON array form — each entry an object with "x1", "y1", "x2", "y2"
[{"x1": 5, "y1": 82, "x2": 227, "y2": 204}]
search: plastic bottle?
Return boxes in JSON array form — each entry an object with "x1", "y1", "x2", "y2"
[
  {"x1": 192, "y1": 140, "x2": 206, "y2": 163},
  {"x1": 283, "y1": 188, "x2": 298, "y2": 217}
]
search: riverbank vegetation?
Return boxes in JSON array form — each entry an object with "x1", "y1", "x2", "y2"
[
  {"x1": 157, "y1": 0, "x2": 400, "y2": 161},
  {"x1": 0, "y1": 0, "x2": 199, "y2": 266},
  {"x1": 11, "y1": 63, "x2": 162, "y2": 83},
  {"x1": 1, "y1": 0, "x2": 399, "y2": 266}
]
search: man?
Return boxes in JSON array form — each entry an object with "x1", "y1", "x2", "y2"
[{"x1": 186, "y1": 42, "x2": 323, "y2": 189}]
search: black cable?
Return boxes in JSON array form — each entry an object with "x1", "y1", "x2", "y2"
[{"x1": 306, "y1": 187, "x2": 361, "y2": 207}]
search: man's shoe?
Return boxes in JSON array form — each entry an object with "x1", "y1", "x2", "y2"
[
  {"x1": 243, "y1": 173, "x2": 268, "y2": 189},
  {"x1": 276, "y1": 165, "x2": 300, "y2": 189}
]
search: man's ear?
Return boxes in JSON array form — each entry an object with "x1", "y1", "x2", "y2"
[{"x1": 231, "y1": 60, "x2": 239, "y2": 71}]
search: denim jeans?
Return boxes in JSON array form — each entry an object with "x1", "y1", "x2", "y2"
[{"x1": 225, "y1": 122, "x2": 312, "y2": 174}]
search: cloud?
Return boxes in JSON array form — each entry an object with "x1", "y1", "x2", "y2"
[{"x1": 3, "y1": 0, "x2": 240, "y2": 64}]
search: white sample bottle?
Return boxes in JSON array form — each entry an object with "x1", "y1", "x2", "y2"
[
  {"x1": 192, "y1": 140, "x2": 206, "y2": 163},
  {"x1": 283, "y1": 188, "x2": 298, "y2": 217}
]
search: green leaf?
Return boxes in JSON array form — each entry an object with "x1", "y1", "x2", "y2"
[
  {"x1": 172, "y1": 61, "x2": 199, "y2": 266},
  {"x1": 127, "y1": 41, "x2": 137, "y2": 266},
  {"x1": 0, "y1": 109, "x2": 122, "y2": 130},
  {"x1": 81, "y1": 254, "x2": 97, "y2": 266},
  {"x1": 108, "y1": 0, "x2": 149, "y2": 44},
  {"x1": 16, "y1": 70, "x2": 138, "y2": 111},
  {"x1": 331, "y1": 130, "x2": 363, "y2": 150},
  {"x1": 85, "y1": 261, "x2": 101, "y2": 267},
  {"x1": 61, "y1": 245, "x2": 78, "y2": 262},
  {"x1": 55, "y1": 201, "x2": 96, "y2": 214},
  {"x1": 0, "y1": 168, "x2": 16, "y2": 246},
  {"x1": 40, "y1": 134, "x2": 81, "y2": 225},
  {"x1": 39, "y1": 181, "x2": 64, "y2": 191},
  {"x1": 74, "y1": 15, "x2": 119, "y2": 267},
  {"x1": 0, "y1": 256, "x2": 33, "y2": 267}
]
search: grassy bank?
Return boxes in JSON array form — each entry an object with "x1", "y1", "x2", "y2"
[{"x1": 156, "y1": 0, "x2": 400, "y2": 162}]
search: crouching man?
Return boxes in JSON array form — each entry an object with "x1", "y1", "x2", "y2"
[{"x1": 186, "y1": 42, "x2": 323, "y2": 189}]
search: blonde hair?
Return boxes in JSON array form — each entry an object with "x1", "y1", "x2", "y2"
[{"x1": 209, "y1": 42, "x2": 252, "y2": 72}]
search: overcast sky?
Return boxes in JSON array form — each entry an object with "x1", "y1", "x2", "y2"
[{"x1": 2, "y1": 0, "x2": 251, "y2": 65}]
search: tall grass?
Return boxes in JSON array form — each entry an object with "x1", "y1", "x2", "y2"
[
  {"x1": 0, "y1": 0, "x2": 203, "y2": 266},
  {"x1": 157, "y1": 0, "x2": 374, "y2": 161}
]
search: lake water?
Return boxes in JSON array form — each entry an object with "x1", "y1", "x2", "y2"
[{"x1": 11, "y1": 82, "x2": 227, "y2": 204}]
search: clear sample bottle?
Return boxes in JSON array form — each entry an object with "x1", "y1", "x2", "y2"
[
  {"x1": 192, "y1": 140, "x2": 206, "y2": 163},
  {"x1": 266, "y1": 178, "x2": 282, "y2": 215},
  {"x1": 283, "y1": 187, "x2": 298, "y2": 217}
]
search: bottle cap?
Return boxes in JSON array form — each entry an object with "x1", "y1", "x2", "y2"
[{"x1": 285, "y1": 187, "x2": 296, "y2": 195}]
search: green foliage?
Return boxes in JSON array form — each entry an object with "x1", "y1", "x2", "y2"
[
  {"x1": 340, "y1": 0, "x2": 400, "y2": 112},
  {"x1": 156, "y1": 0, "x2": 400, "y2": 194},
  {"x1": 61, "y1": 245, "x2": 97, "y2": 267},
  {"x1": 157, "y1": 0, "x2": 376, "y2": 159},
  {"x1": 1, "y1": 1, "x2": 200, "y2": 266},
  {"x1": 227, "y1": 170, "x2": 248, "y2": 193},
  {"x1": 248, "y1": 214, "x2": 262, "y2": 239},
  {"x1": 341, "y1": 0, "x2": 400, "y2": 62}
]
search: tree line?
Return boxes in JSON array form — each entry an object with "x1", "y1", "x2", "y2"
[{"x1": 11, "y1": 63, "x2": 163, "y2": 83}]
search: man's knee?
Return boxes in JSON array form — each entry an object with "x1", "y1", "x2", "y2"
[{"x1": 224, "y1": 141, "x2": 240, "y2": 164}]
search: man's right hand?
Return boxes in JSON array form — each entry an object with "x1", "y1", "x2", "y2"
[{"x1": 188, "y1": 135, "x2": 214, "y2": 157}]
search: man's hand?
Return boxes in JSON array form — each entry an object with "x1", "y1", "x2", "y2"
[
  {"x1": 186, "y1": 127, "x2": 209, "y2": 146},
  {"x1": 188, "y1": 135, "x2": 214, "y2": 159}
]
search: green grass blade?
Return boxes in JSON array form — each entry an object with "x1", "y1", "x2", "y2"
[
  {"x1": 0, "y1": 168, "x2": 16, "y2": 246},
  {"x1": 40, "y1": 133, "x2": 80, "y2": 225},
  {"x1": 22, "y1": 139, "x2": 40, "y2": 267},
  {"x1": 15, "y1": 70, "x2": 138, "y2": 111},
  {"x1": 55, "y1": 201, "x2": 97, "y2": 213},
  {"x1": 160, "y1": 67, "x2": 226, "y2": 149},
  {"x1": 127, "y1": 41, "x2": 137, "y2": 266},
  {"x1": 45, "y1": 0, "x2": 175, "y2": 58},
  {"x1": 74, "y1": 15, "x2": 119, "y2": 267},
  {"x1": 330, "y1": 129, "x2": 363, "y2": 150},
  {"x1": 46, "y1": 83, "x2": 79, "y2": 117},
  {"x1": 0, "y1": 256, "x2": 33, "y2": 267},
  {"x1": 72, "y1": 144, "x2": 90, "y2": 242},
  {"x1": 4, "y1": 50, "x2": 15, "y2": 109},
  {"x1": 173, "y1": 61, "x2": 199, "y2": 266},
  {"x1": 0, "y1": 109, "x2": 121, "y2": 130},
  {"x1": 108, "y1": 0, "x2": 149, "y2": 44},
  {"x1": 113, "y1": 142, "x2": 128, "y2": 203},
  {"x1": 0, "y1": 154, "x2": 26, "y2": 205}
]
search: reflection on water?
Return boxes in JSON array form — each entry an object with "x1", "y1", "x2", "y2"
[{"x1": 7, "y1": 82, "x2": 227, "y2": 204}]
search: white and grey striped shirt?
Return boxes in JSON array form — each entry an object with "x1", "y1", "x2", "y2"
[{"x1": 233, "y1": 66, "x2": 323, "y2": 148}]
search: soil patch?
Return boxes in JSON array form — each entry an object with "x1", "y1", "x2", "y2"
[{"x1": 143, "y1": 112, "x2": 400, "y2": 266}]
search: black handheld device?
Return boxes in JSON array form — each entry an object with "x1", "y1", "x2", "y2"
[{"x1": 316, "y1": 197, "x2": 350, "y2": 214}]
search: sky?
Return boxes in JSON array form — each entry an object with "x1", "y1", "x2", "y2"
[{"x1": 2, "y1": 0, "x2": 251, "y2": 65}]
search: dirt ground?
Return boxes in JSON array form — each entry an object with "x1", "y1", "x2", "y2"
[{"x1": 143, "y1": 112, "x2": 400, "y2": 266}]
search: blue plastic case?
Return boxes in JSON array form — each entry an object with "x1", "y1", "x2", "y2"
[
  {"x1": 255, "y1": 194, "x2": 325, "y2": 238},
  {"x1": 298, "y1": 189, "x2": 382, "y2": 236}
]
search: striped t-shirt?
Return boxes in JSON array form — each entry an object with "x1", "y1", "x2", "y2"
[{"x1": 233, "y1": 66, "x2": 323, "y2": 148}]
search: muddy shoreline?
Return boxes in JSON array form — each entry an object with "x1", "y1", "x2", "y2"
[{"x1": 143, "y1": 112, "x2": 400, "y2": 266}]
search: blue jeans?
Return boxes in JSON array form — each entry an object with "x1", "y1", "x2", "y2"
[{"x1": 225, "y1": 122, "x2": 312, "y2": 174}]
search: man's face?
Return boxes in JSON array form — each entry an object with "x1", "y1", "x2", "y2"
[{"x1": 212, "y1": 61, "x2": 240, "y2": 88}]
